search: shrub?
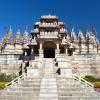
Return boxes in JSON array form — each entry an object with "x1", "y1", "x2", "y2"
[
  {"x1": 0, "y1": 82, "x2": 6, "y2": 89},
  {"x1": 93, "y1": 82, "x2": 100, "y2": 88},
  {"x1": 96, "y1": 78, "x2": 100, "y2": 82},
  {"x1": 83, "y1": 75, "x2": 96, "y2": 82},
  {"x1": 0, "y1": 73, "x2": 7, "y2": 82},
  {"x1": 0, "y1": 73, "x2": 17, "y2": 82}
]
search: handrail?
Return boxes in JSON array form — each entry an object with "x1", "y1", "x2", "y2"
[
  {"x1": 72, "y1": 74, "x2": 94, "y2": 88},
  {"x1": 6, "y1": 74, "x2": 26, "y2": 89}
]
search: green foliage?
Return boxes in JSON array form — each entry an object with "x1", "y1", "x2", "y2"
[
  {"x1": 83, "y1": 75, "x2": 96, "y2": 82},
  {"x1": 0, "y1": 82, "x2": 6, "y2": 89},
  {"x1": 84, "y1": 75, "x2": 100, "y2": 88},
  {"x1": 0, "y1": 73, "x2": 17, "y2": 82},
  {"x1": 93, "y1": 82, "x2": 100, "y2": 88},
  {"x1": 96, "y1": 78, "x2": 100, "y2": 82}
]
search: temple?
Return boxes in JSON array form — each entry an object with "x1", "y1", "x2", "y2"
[
  {"x1": 0, "y1": 15, "x2": 100, "y2": 77},
  {"x1": 0, "y1": 15, "x2": 100, "y2": 100}
]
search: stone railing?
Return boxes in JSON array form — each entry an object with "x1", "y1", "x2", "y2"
[
  {"x1": 39, "y1": 35, "x2": 58, "y2": 38},
  {"x1": 72, "y1": 74, "x2": 94, "y2": 88},
  {"x1": 41, "y1": 15, "x2": 58, "y2": 19},
  {"x1": 59, "y1": 29, "x2": 66, "y2": 33},
  {"x1": 39, "y1": 23, "x2": 57, "y2": 27},
  {"x1": 40, "y1": 31, "x2": 58, "y2": 36},
  {"x1": 59, "y1": 30, "x2": 66, "y2": 33},
  {"x1": 6, "y1": 74, "x2": 26, "y2": 89}
]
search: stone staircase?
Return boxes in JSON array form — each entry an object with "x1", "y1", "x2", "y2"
[
  {"x1": 0, "y1": 76, "x2": 41, "y2": 100},
  {"x1": 57, "y1": 77, "x2": 100, "y2": 100},
  {"x1": 0, "y1": 58, "x2": 100, "y2": 100},
  {"x1": 39, "y1": 58, "x2": 58, "y2": 100}
]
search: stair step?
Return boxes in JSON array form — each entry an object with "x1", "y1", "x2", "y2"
[
  {"x1": 40, "y1": 89, "x2": 57, "y2": 93},
  {"x1": 40, "y1": 93, "x2": 58, "y2": 97},
  {"x1": 39, "y1": 98, "x2": 58, "y2": 100}
]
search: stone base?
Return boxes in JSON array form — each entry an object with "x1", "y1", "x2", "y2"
[
  {"x1": 55, "y1": 49, "x2": 60, "y2": 58},
  {"x1": 39, "y1": 49, "x2": 43, "y2": 58},
  {"x1": 61, "y1": 68, "x2": 72, "y2": 77},
  {"x1": 27, "y1": 67, "x2": 39, "y2": 77}
]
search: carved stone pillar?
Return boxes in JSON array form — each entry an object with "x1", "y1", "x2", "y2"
[
  {"x1": 55, "y1": 43, "x2": 60, "y2": 57},
  {"x1": 24, "y1": 50, "x2": 27, "y2": 61},
  {"x1": 57, "y1": 43, "x2": 59, "y2": 50},
  {"x1": 39, "y1": 43, "x2": 43, "y2": 58},
  {"x1": 25, "y1": 51, "x2": 27, "y2": 56},
  {"x1": 31, "y1": 47, "x2": 34, "y2": 60},
  {"x1": 66, "y1": 48, "x2": 68, "y2": 55}
]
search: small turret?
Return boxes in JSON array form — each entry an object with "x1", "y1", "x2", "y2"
[
  {"x1": 9, "y1": 25, "x2": 13, "y2": 37},
  {"x1": 6, "y1": 25, "x2": 14, "y2": 44},
  {"x1": 6, "y1": 25, "x2": 13, "y2": 40},
  {"x1": 16, "y1": 24, "x2": 21, "y2": 39},
  {"x1": 14, "y1": 24, "x2": 23, "y2": 53},
  {"x1": 86, "y1": 25, "x2": 92, "y2": 40},
  {"x1": 78, "y1": 28, "x2": 85, "y2": 41},
  {"x1": 70, "y1": 27, "x2": 77, "y2": 41},
  {"x1": 4, "y1": 25, "x2": 15, "y2": 53},
  {"x1": 23, "y1": 25, "x2": 29, "y2": 40}
]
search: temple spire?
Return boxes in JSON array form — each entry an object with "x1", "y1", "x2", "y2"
[
  {"x1": 86, "y1": 24, "x2": 91, "y2": 39},
  {"x1": 88, "y1": 24, "x2": 91, "y2": 32},
  {"x1": 79, "y1": 25, "x2": 82, "y2": 32},
  {"x1": 16, "y1": 24, "x2": 21, "y2": 39},
  {"x1": 87, "y1": 24, "x2": 93, "y2": 36},
  {"x1": 23, "y1": 24, "x2": 29, "y2": 40},
  {"x1": 25, "y1": 24, "x2": 28, "y2": 32},
  {"x1": 7, "y1": 25, "x2": 13, "y2": 39},
  {"x1": 18, "y1": 24, "x2": 20, "y2": 32},
  {"x1": 78, "y1": 26, "x2": 85, "y2": 41},
  {"x1": 10, "y1": 25, "x2": 12, "y2": 32},
  {"x1": 71, "y1": 26, "x2": 77, "y2": 41}
]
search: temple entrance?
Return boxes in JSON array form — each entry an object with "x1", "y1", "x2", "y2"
[
  {"x1": 44, "y1": 48, "x2": 55, "y2": 58},
  {"x1": 67, "y1": 48, "x2": 73, "y2": 56},
  {"x1": 43, "y1": 41, "x2": 56, "y2": 58}
]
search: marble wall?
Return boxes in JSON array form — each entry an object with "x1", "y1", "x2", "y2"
[{"x1": 0, "y1": 54, "x2": 23, "y2": 75}]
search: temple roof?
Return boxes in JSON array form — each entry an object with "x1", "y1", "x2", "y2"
[
  {"x1": 0, "y1": 16, "x2": 99, "y2": 50},
  {"x1": 41, "y1": 14, "x2": 58, "y2": 19}
]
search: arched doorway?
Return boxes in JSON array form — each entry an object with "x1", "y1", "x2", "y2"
[
  {"x1": 44, "y1": 47, "x2": 55, "y2": 58},
  {"x1": 43, "y1": 41, "x2": 56, "y2": 58},
  {"x1": 67, "y1": 48, "x2": 73, "y2": 56}
]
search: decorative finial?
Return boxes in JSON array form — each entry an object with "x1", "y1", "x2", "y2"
[
  {"x1": 92, "y1": 25, "x2": 97, "y2": 36},
  {"x1": 8, "y1": 25, "x2": 13, "y2": 38},
  {"x1": 16, "y1": 24, "x2": 21, "y2": 40},
  {"x1": 88, "y1": 24, "x2": 91, "y2": 32},
  {"x1": 79, "y1": 25, "x2": 82, "y2": 32},
  {"x1": 9, "y1": 25, "x2": 12, "y2": 33},
  {"x1": 71, "y1": 26, "x2": 77, "y2": 41},
  {"x1": 23, "y1": 24, "x2": 29, "y2": 40},
  {"x1": 72, "y1": 26, "x2": 74, "y2": 32},
  {"x1": 18, "y1": 24, "x2": 20, "y2": 32}
]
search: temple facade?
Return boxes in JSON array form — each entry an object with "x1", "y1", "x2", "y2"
[{"x1": 0, "y1": 15, "x2": 100, "y2": 77}]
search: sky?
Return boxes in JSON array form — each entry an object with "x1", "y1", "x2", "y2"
[{"x1": 0, "y1": 0, "x2": 100, "y2": 39}]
